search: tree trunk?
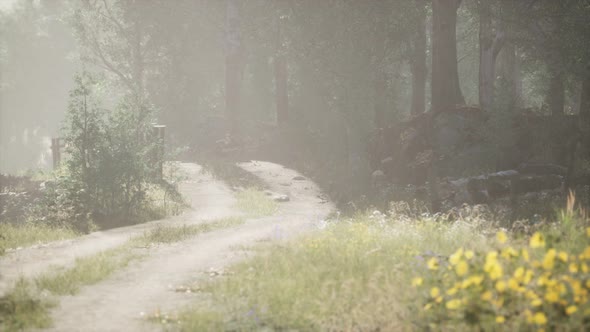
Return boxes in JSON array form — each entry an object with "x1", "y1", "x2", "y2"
[
  {"x1": 225, "y1": 0, "x2": 241, "y2": 140},
  {"x1": 478, "y1": 0, "x2": 504, "y2": 111},
  {"x1": 274, "y1": 17, "x2": 289, "y2": 127},
  {"x1": 497, "y1": 43, "x2": 523, "y2": 107},
  {"x1": 547, "y1": 66, "x2": 565, "y2": 116},
  {"x1": 429, "y1": 0, "x2": 463, "y2": 212},
  {"x1": 431, "y1": 0, "x2": 464, "y2": 114},
  {"x1": 581, "y1": 73, "x2": 590, "y2": 123},
  {"x1": 410, "y1": 2, "x2": 427, "y2": 116}
]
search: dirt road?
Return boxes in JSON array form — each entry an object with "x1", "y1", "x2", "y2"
[{"x1": 1, "y1": 161, "x2": 334, "y2": 331}]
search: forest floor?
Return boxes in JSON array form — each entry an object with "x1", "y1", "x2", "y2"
[{"x1": 0, "y1": 161, "x2": 334, "y2": 332}]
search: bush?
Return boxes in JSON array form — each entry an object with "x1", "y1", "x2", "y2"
[
  {"x1": 43, "y1": 72, "x2": 175, "y2": 230},
  {"x1": 412, "y1": 195, "x2": 590, "y2": 331}
]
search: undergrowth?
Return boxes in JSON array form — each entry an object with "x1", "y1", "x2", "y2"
[
  {"x1": 158, "y1": 197, "x2": 590, "y2": 331},
  {"x1": 235, "y1": 188, "x2": 278, "y2": 218},
  {"x1": 0, "y1": 222, "x2": 78, "y2": 256}
]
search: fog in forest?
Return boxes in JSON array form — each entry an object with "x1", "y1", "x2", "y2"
[{"x1": 1, "y1": 1, "x2": 590, "y2": 331}]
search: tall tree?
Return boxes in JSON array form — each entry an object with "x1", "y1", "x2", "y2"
[
  {"x1": 478, "y1": 0, "x2": 504, "y2": 111},
  {"x1": 225, "y1": 0, "x2": 241, "y2": 140},
  {"x1": 274, "y1": 14, "x2": 289, "y2": 127},
  {"x1": 431, "y1": 0, "x2": 464, "y2": 114},
  {"x1": 410, "y1": 0, "x2": 427, "y2": 116}
]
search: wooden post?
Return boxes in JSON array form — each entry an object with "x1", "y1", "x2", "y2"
[
  {"x1": 152, "y1": 125, "x2": 166, "y2": 177},
  {"x1": 51, "y1": 138, "x2": 61, "y2": 170}
]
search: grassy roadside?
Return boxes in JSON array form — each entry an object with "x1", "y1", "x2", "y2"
[
  {"x1": 0, "y1": 223, "x2": 79, "y2": 256},
  {"x1": 160, "y1": 201, "x2": 590, "y2": 331},
  {"x1": 0, "y1": 217, "x2": 245, "y2": 331},
  {"x1": 235, "y1": 188, "x2": 278, "y2": 218}
]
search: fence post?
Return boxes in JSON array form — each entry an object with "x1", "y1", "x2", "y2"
[
  {"x1": 152, "y1": 125, "x2": 166, "y2": 177},
  {"x1": 51, "y1": 138, "x2": 61, "y2": 170}
]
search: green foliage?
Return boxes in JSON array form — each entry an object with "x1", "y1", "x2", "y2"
[
  {"x1": 0, "y1": 222, "x2": 78, "y2": 256},
  {"x1": 413, "y1": 200, "x2": 590, "y2": 331},
  {"x1": 44, "y1": 72, "x2": 175, "y2": 230},
  {"x1": 160, "y1": 211, "x2": 496, "y2": 331},
  {"x1": 235, "y1": 189, "x2": 278, "y2": 217},
  {"x1": 0, "y1": 279, "x2": 55, "y2": 332}
]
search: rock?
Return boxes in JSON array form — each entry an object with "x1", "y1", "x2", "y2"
[
  {"x1": 512, "y1": 175, "x2": 563, "y2": 194},
  {"x1": 518, "y1": 163, "x2": 567, "y2": 176},
  {"x1": 272, "y1": 194, "x2": 290, "y2": 202},
  {"x1": 293, "y1": 175, "x2": 306, "y2": 181}
]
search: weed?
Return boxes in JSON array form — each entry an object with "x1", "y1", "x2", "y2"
[
  {"x1": 0, "y1": 279, "x2": 54, "y2": 331},
  {"x1": 0, "y1": 222, "x2": 78, "y2": 256},
  {"x1": 235, "y1": 189, "x2": 277, "y2": 217}
]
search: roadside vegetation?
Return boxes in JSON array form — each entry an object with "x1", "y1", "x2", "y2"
[
  {"x1": 0, "y1": 223, "x2": 78, "y2": 256},
  {"x1": 155, "y1": 197, "x2": 589, "y2": 331},
  {"x1": 235, "y1": 188, "x2": 278, "y2": 218},
  {"x1": 0, "y1": 217, "x2": 243, "y2": 331}
]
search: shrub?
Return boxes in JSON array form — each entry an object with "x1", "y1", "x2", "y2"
[
  {"x1": 412, "y1": 195, "x2": 590, "y2": 331},
  {"x1": 43, "y1": 72, "x2": 176, "y2": 230}
]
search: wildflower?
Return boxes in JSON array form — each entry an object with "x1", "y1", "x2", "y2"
[
  {"x1": 495, "y1": 280, "x2": 506, "y2": 292},
  {"x1": 481, "y1": 291, "x2": 493, "y2": 301},
  {"x1": 464, "y1": 250, "x2": 474, "y2": 260},
  {"x1": 430, "y1": 287, "x2": 440, "y2": 298},
  {"x1": 445, "y1": 299, "x2": 461, "y2": 310},
  {"x1": 544, "y1": 290, "x2": 559, "y2": 303},
  {"x1": 532, "y1": 312, "x2": 547, "y2": 325},
  {"x1": 427, "y1": 257, "x2": 439, "y2": 270},
  {"x1": 449, "y1": 248, "x2": 463, "y2": 265},
  {"x1": 411, "y1": 277, "x2": 423, "y2": 287},
  {"x1": 530, "y1": 232, "x2": 545, "y2": 248},
  {"x1": 522, "y1": 249, "x2": 530, "y2": 262},
  {"x1": 531, "y1": 298, "x2": 543, "y2": 307},
  {"x1": 566, "y1": 305, "x2": 578, "y2": 315},
  {"x1": 558, "y1": 251, "x2": 568, "y2": 262},
  {"x1": 513, "y1": 267, "x2": 525, "y2": 281},
  {"x1": 542, "y1": 249, "x2": 556, "y2": 270},
  {"x1": 455, "y1": 261, "x2": 468, "y2": 276},
  {"x1": 569, "y1": 263, "x2": 578, "y2": 273},
  {"x1": 495, "y1": 316, "x2": 505, "y2": 324},
  {"x1": 446, "y1": 287, "x2": 458, "y2": 296},
  {"x1": 501, "y1": 247, "x2": 518, "y2": 259},
  {"x1": 496, "y1": 231, "x2": 508, "y2": 244}
]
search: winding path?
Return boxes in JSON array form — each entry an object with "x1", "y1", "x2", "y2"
[{"x1": 1, "y1": 161, "x2": 334, "y2": 331}]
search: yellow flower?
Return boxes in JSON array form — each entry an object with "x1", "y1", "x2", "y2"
[
  {"x1": 495, "y1": 316, "x2": 505, "y2": 324},
  {"x1": 411, "y1": 277, "x2": 423, "y2": 287},
  {"x1": 424, "y1": 303, "x2": 432, "y2": 310},
  {"x1": 531, "y1": 298, "x2": 543, "y2": 307},
  {"x1": 544, "y1": 291, "x2": 559, "y2": 303},
  {"x1": 530, "y1": 232, "x2": 545, "y2": 248},
  {"x1": 522, "y1": 249, "x2": 530, "y2": 262},
  {"x1": 508, "y1": 278, "x2": 519, "y2": 291},
  {"x1": 495, "y1": 280, "x2": 507, "y2": 292},
  {"x1": 569, "y1": 263, "x2": 579, "y2": 273},
  {"x1": 501, "y1": 247, "x2": 519, "y2": 259},
  {"x1": 455, "y1": 261, "x2": 469, "y2": 276},
  {"x1": 558, "y1": 251, "x2": 568, "y2": 262},
  {"x1": 449, "y1": 248, "x2": 463, "y2": 265},
  {"x1": 446, "y1": 287, "x2": 458, "y2": 296},
  {"x1": 465, "y1": 250, "x2": 474, "y2": 260},
  {"x1": 445, "y1": 299, "x2": 461, "y2": 310},
  {"x1": 514, "y1": 267, "x2": 525, "y2": 281},
  {"x1": 566, "y1": 305, "x2": 578, "y2": 315},
  {"x1": 430, "y1": 287, "x2": 440, "y2": 298},
  {"x1": 427, "y1": 257, "x2": 439, "y2": 270},
  {"x1": 542, "y1": 249, "x2": 556, "y2": 270},
  {"x1": 481, "y1": 291, "x2": 493, "y2": 301},
  {"x1": 496, "y1": 231, "x2": 508, "y2": 244},
  {"x1": 533, "y1": 312, "x2": 547, "y2": 325}
]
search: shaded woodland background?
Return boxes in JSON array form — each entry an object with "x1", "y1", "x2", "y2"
[{"x1": 1, "y1": 0, "x2": 590, "y2": 216}]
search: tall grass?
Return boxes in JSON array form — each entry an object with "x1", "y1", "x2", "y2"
[
  {"x1": 235, "y1": 189, "x2": 278, "y2": 218},
  {"x1": 166, "y1": 212, "x2": 497, "y2": 331},
  {"x1": 0, "y1": 222, "x2": 78, "y2": 256}
]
